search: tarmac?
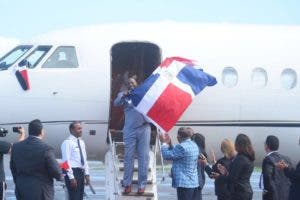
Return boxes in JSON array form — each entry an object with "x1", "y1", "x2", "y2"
[{"x1": 3, "y1": 155, "x2": 262, "y2": 200}]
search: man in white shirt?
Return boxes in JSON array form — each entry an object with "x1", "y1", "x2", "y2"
[{"x1": 61, "y1": 121, "x2": 90, "y2": 200}]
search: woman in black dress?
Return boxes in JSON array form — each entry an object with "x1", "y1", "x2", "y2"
[
  {"x1": 191, "y1": 133, "x2": 208, "y2": 200},
  {"x1": 201, "y1": 138, "x2": 236, "y2": 200},
  {"x1": 217, "y1": 134, "x2": 255, "y2": 200}
]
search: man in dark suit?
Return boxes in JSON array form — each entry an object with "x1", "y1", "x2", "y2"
[
  {"x1": 10, "y1": 119, "x2": 62, "y2": 200},
  {"x1": 262, "y1": 135, "x2": 291, "y2": 200}
]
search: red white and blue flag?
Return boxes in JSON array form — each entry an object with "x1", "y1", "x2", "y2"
[
  {"x1": 131, "y1": 57, "x2": 217, "y2": 133},
  {"x1": 15, "y1": 66, "x2": 30, "y2": 90}
]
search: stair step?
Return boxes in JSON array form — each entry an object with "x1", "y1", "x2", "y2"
[
  {"x1": 118, "y1": 155, "x2": 138, "y2": 160},
  {"x1": 120, "y1": 183, "x2": 155, "y2": 198},
  {"x1": 121, "y1": 179, "x2": 153, "y2": 185},
  {"x1": 122, "y1": 191, "x2": 154, "y2": 197},
  {"x1": 118, "y1": 169, "x2": 153, "y2": 183},
  {"x1": 119, "y1": 166, "x2": 151, "y2": 172}
]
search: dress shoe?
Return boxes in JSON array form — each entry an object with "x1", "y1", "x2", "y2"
[
  {"x1": 123, "y1": 185, "x2": 131, "y2": 194},
  {"x1": 137, "y1": 187, "x2": 145, "y2": 195}
]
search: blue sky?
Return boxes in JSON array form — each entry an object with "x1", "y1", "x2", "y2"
[{"x1": 1, "y1": 0, "x2": 300, "y2": 40}]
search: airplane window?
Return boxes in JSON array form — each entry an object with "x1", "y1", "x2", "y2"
[
  {"x1": 19, "y1": 46, "x2": 52, "y2": 69},
  {"x1": 222, "y1": 67, "x2": 238, "y2": 88},
  {"x1": 251, "y1": 68, "x2": 268, "y2": 88},
  {"x1": 42, "y1": 46, "x2": 79, "y2": 68},
  {"x1": 281, "y1": 68, "x2": 297, "y2": 90},
  {"x1": 0, "y1": 45, "x2": 33, "y2": 70}
]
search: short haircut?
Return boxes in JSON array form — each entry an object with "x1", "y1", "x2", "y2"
[
  {"x1": 265, "y1": 135, "x2": 279, "y2": 151},
  {"x1": 29, "y1": 119, "x2": 43, "y2": 136},
  {"x1": 69, "y1": 121, "x2": 81, "y2": 133},
  {"x1": 177, "y1": 127, "x2": 191, "y2": 139}
]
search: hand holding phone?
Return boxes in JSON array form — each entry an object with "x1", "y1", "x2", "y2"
[
  {"x1": 210, "y1": 172, "x2": 220, "y2": 179},
  {"x1": 12, "y1": 126, "x2": 21, "y2": 133}
]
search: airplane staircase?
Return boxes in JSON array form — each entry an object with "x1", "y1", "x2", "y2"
[{"x1": 105, "y1": 130, "x2": 158, "y2": 200}]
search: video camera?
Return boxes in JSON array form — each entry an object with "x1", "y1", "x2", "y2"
[
  {"x1": 0, "y1": 126, "x2": 22, "y2": 137},
  {"x1": 0, "y1": 128, "x2": 8, "y2": 137}
]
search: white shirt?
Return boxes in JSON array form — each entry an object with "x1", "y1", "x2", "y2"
[
  {"x1": 61, "y1": 135, "x2": 89, "y2": 179},
  {"x1": 267, "y1": 151, "x2": 278, "y2": 156}
]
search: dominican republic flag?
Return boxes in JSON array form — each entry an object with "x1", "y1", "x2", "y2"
[
  {"x1": 131, "y1": 57, "x2": 217, "y2": 133},
  {"x1": 59, "y1": 161, "x2": 70, "y2": 172},
  {"x1": 15, "y1": 66, "x2": 30, "y2": 90}
]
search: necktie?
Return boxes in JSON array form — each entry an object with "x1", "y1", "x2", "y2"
[{"x1": 77, "y1": 138, "x2": 85, "y2": 166}]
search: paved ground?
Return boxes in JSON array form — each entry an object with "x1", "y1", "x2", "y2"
[{"x1": 3, "y1": 155, "x2": 262, "y2": 200}]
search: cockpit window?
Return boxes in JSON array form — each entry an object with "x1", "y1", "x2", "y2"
[
  {"x1": 0, "y1": 45, "x2": 33, "y2": 70},
  {"x1": 19, "y1": 45, "x2": 52, "y2": 69},
  {"x1": 42, "y1": 46, "x2": 79, "y2": 68}
]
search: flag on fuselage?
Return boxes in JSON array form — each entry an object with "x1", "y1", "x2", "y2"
[
  {"x1": 15, "y1": 66, "x2": 30, "y2": 90},
  {"x1": 131, "y1": 57, "x2": 217, "y2": 133}
]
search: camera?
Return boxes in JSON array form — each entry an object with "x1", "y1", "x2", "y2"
[
  {"x1": 12, "y1": 126, "x2": 21, "y2": 133},
  {"x1": 0, "y1": 128, "x2": 8, "y2": 137}
]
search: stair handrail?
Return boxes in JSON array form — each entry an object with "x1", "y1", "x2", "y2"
[
  {"x1": 153, "y1": 130, "x2": 158, "y2": 180},
  {"x1": 108, "y1": 130, "x2": 120, "y2": 198},
  {"x1": 156, "y1": 128, "x2": 166, "y2": 182}
]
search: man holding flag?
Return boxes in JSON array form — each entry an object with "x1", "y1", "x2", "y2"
[
  {"x1": 114, "y1": 76, "x2": 151, "y2": 195},
  {"x1": 128, "y1": 56, "x2": 216, "y2": 199}
]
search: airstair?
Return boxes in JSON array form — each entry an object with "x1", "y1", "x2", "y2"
[{"x1": 105, "y1": 130, "x2": 158, "y2": 200}]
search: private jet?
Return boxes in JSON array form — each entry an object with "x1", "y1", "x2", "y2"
[{"x1": 0, "y1": 21, "x2": 299, "y2": 165}]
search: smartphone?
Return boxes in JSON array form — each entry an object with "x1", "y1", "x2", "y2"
[
  {"x1": 12, "y1": 127, "x2": 21, "y2": 133},
  {"x1": 198, "y1": 154, "x2": 206, "y2": 160}
]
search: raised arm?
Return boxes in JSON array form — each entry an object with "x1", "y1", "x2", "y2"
[
  {"x1": 161, "y1": 144, "x2": 185, "y2": 161},
  {"x1": 114, "y1": 92, "x2": 125, "y2": 106},
  {"x1": 10, "y1": 145, "x2": 17, "y2": 183}
]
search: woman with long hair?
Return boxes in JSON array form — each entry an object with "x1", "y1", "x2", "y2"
[
  {"x1": 218, "y1": 134, "x2": 255, "y2": 200},
  {"x1": 191, "y1": 133, "x2": 207, "y2": 200}
]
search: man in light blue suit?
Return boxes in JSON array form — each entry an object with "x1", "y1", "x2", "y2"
[
  {"x1": 160, "y1": 127, "x2": 199, "y2": 200},
  {"x1": 114, "y1": 76, "x2": 151, "y2": 195}
]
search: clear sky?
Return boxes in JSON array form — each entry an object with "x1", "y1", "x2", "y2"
[{"x1": 1, "y1": 0, "x2": 300, "y2": 40}]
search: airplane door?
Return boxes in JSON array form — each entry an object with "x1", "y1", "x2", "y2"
[{"x1": 109, "y1": 42, "x2": 161, "y2": 131}]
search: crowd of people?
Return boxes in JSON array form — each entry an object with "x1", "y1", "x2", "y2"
[
  {"x1": 115, "y1": 76, "x2": 299, "y2": 199},
  {"x1": 0, "y1": 120, "x2": 90, "y2": 200},
  {"x1": 159, "y1": 127, "x2": 300, "y2": 200},
  {"x1": 0, "y1": 75, "x2": 299, "y2": 200}
]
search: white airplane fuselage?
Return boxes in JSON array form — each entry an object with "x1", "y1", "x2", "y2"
[{"x1": 0, "y1": 22, "x2": 299, "y2": 164}]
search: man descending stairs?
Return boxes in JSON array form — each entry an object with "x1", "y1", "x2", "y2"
[{"x1": 105, "y1": 130, "x2": 158, "y2": 200}]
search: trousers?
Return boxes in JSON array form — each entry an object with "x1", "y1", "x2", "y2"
[
  {"x1": 177, "y1": 187, "x2": 197, "y2": 200},
  {"x1": 122, "y1": 124, "x2": 151, "y2": 188},
  {"x1": 65, "y1": 168, "x2": 85, "y2": 200}
]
